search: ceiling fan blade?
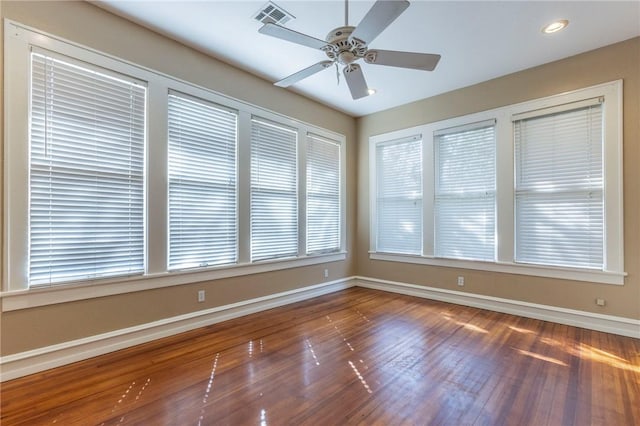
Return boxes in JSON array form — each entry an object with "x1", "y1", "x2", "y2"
[
  {"x1": 365, "y1": 49, "x2": 441, "y2": 71},
  {"x1": 343, "y1": 64, "x2": 370, "y2": 100},
  {"x1": 275, "y1": 61, "x2": 333, "y2": 87},
  {"x1": 349, "y1": 0, "x2": 410, "y2": 45},
  {"x1": 259, "y1": 23, "x2": 327, "y2": 50}
]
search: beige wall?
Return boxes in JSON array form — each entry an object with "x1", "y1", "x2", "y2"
[
  {"x1": 357, "y1": 37, "x2": 640, "y2": 320},
  {"x1": 0, "y1": 1, "x2": 357, "y2": 355},
  {"x1": 1, "y1": 0, "x2": 638, "y2": 359}
]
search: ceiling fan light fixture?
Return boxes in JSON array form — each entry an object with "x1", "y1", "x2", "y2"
[{"x1": 542, "y1": 19, "x2": 569, "y2": 34}]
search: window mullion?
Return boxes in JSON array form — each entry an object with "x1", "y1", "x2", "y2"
[
  {"x1": 146, "y1": 81, "x2": 168, "y2": 275},
  {"x1": 297, "y1": 128, "x2": 307, "y2": 257},
  {"x1": 237, "y1": 111, "x2": 252, "y2": 264},
  {"x1": 495, "y1": 116, "x2": 514, "y2": 263}
]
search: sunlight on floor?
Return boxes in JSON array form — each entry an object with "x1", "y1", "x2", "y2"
[
  {"x1": 508, "y1": 325, "x2": 536, "y2": 334},
  {"x1": 570, "y1": 343, "x2": 640, "y2": 373},
  {"x1": 540, "y1": 337, "x2": 560, "y2": 347},
  {"x1": 515, "y1": 348, "x2": 568, "y2": 366},
  {"x1": 441, "y1": 314, "x2": 489, "y2": 334},
  {"x1": 460, "y1": 322, "x2": 489, "y2": 334}
]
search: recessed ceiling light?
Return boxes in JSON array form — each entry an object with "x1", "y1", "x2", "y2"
[
  {"x1": 367, "y1": 88, "x2": 377, "y2": 96},
  {"x1": 542, "y1": 19, "x2": 569, "y2": 34}
]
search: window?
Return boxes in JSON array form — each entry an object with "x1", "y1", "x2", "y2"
[
  {"x1": 306, "y1": 134, "x2": 341, "y2": 254},
  {"x1": 250, "y1": 118, "x2": 298, "y2": 261},
  {"x1": 375, "y1": 135, "x2": 422, "y2": 255},
  {"x1": 369, "y1": 81, "x2": 623, "y2": 284},
  {"x1": 514, "y1": 99, "x2": 603, "y2": 269},
  {"x1": 5, "y1": 23, "x2": 346, "y2": 303},
  {"x1": 435, "y1": 120, "x2": 496, "y2": 261},
  {"x1": 168, "y1": 93, "x2": 238, "y2": 270},
  {"x1": 29, "y1": 52, "x2": 146, "y2": 286}
]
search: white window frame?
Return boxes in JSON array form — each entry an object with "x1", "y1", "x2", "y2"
[
  {"x1": 167, "y1": 91, "x2": 239, "y2": 271},
  {"x1": 372, "y1": 135, "x2": 423, "y2": 255},
  {"x1": 434, "y1": 119, "x2": 496, "y2": 262},
  {"x1": 2, "y1": 21, "x2": 346, "y2": 310},
  {"x1": 306, "y1": 133, "x2": 343, "y2": 255},
  {"x1": 513, "y1": 98, "x2": 605, "y2": 270},
  {"x1": 249, "y1": 116, "x2": 300, "y2": 262},
  {"x1": 369, "y1": 80, "x2": 625, "y2": 285}
]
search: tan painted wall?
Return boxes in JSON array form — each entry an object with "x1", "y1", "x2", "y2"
[
  {"x1": 357, "y1": 37, "x2": 640, "y2": 320},
  {"x1": 1, "y1": 1, "x2": 638, "y2": 359},
  {"x1": 0, "y1": 1, "x2": 357, "y2": 355}
]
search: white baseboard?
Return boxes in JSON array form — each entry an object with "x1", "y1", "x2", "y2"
[
  {"x1": 355, "y1": 276, "x2": 640, "y2": 339},
  {"x1": 0, "y1": 278, "x2": 354, "y2": 382},
  {"x1": 3, "y1": 275, "x2": 638, "y2": 382}
]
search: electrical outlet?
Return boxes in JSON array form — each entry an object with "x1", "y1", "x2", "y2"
[
  {"x1": 596, "y1": 298, "x2": 606, "y2": 306},
  {"x1": 457, "y1": 276, "x2": 464, "y2": 286},
  {"x1": 324, "y1": 268, "x2": 329, "y2": 278},
  {"x1": 198, "y1": 290, "x2": 205, "y2": 303}
]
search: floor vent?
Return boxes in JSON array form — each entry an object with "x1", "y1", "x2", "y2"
[{"x1": 253, "y1": 1, "x2": 294, "y2": 25}]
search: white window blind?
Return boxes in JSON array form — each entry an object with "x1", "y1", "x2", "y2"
[
  {"x1": 29, "y1": 52, "x2": 146, "y2": 286},
  {"x1": 514, "y1": 100, "x2": 604, "y2": 269},
  {"x1": 306, "y1": 134, "x2": 341, "y2": 254},
  {"x1": 168, "y1": 93, "x2": 238, "y2": 270},
  {"x1": 250, "y1": 118, "x2": 298, "y2": 261},
  {"x1": 375, "y1": 136, "x2": 422, "y2": 255},
  {"x1": 435, "y1": 121, "x2": 496, "y2": 261}
]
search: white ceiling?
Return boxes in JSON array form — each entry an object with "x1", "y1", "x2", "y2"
[{"x1": 95, "y1": 1, "x2": 640, "y2": 117}]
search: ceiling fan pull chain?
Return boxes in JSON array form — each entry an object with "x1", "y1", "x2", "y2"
[{"x1": 335, "y1": 63, "x2": 341, "y2": 85}]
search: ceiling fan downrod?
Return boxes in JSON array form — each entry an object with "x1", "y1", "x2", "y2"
[{"x1": 345, "y1": 0, "x2": 349, "y2": 26}]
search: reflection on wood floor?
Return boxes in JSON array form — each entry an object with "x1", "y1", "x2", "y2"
[{"x1": 1, "y1": 287, "x2": 639, "y2": 425}]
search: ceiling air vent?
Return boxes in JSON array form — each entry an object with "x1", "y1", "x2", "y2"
[{"x1": 253, "y1": 1, "x2": 294, "y2": 26}]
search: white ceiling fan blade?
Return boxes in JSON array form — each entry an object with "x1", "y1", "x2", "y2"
[
  {"x1": 365, "y1": 50, "x2": 441, "y2": 71},
  {"x1": 275, "y1": 61, "x2": 333, "y2": 87},
  {"x1": 259, "y1": 23, "x2": 327, "y2": 50},
  {"x1": 343, "y1": 64, "x2": 370, "y2": 100},
  {"x1": 349, "y1": 0, "x2": 410, "y2": 45}
]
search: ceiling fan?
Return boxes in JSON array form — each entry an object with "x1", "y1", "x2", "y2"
[{"x1": 258, "y1": 0, "x2": 441, "y2": 100}]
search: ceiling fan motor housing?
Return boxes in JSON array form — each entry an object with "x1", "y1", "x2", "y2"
[{"x1": 323, "y1": 26, "x2": 367, "y2": 65}]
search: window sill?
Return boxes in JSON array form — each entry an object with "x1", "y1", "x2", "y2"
[
  {"x1": 0, "y1": 252, "x2": 347, "y2": 312},
  {"x1": 369, "y1": 252, "x2": 626, "y2": 285}
]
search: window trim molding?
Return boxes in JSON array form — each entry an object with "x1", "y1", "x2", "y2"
[
  {"x1": 1, "y1": 252, "x2": 348, "y2": 312},
  {"x1": 369, "y1": 252, "x2": 625, "y2": 285},
  {"x1": 368, "y1": 80, "x2": 625, "y2": 285},
  {"x1": 3, "y1": 20, "x2": 347, "y2": 306}
]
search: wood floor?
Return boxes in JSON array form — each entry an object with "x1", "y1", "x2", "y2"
[{"x1": 1, "y1": 287, "x2": 639, "y2": 425}]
